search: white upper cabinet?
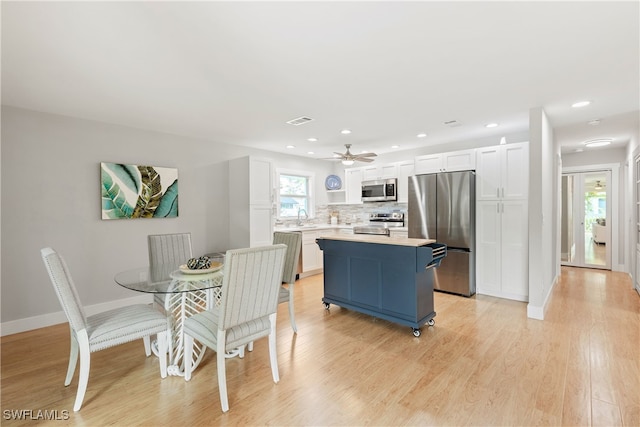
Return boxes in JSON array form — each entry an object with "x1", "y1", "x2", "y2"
[
  {"x1": 229, "y1": 156, "x2": 274, "y2": 248},
  {"x1": 413, "y1": 154, "x2": 442, "y2": 174},
  {"x1": 362, "y1": 163, "x2": 398, "y2": 181},
  {"x1": 476, "y1": 142, "x2": 528, "y2": 201},
  {"x1": 414, "y1": 149, "x2": 476, "y2": 174},
  {"x1": 344, "y1": 167, "x2": 363, "y2": 204},
  {"x1": 249, "y1": 157, "x2": 274, "y2": 206},
  {"x1": 396, "y1": 160, "x2": 415, "y2": 203}
]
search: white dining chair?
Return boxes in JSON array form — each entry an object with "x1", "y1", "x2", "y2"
[
  {"x1": 273, "y1": 231, "x2": 302, "y2": 332},
  {"x1": 182, "y1": 244, "x2": 287, "y2": 412},
  {"x1": 148, "y1": 232, "x2": 193, "y2": 267},
  {"x1": 148, "y1": 232, "x2": 193, "y2": 311},
  {"x1": 41, "y1": 247, "x2": 169, "y2": 411}
]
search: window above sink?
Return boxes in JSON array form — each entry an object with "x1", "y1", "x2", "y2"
[{"x1": 277, "y1": 168, "x2": 316, "y2": 219}]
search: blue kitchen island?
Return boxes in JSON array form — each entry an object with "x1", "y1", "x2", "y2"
[{"x1": 316, "y1": 234, "x2": 446, "y2": 337}]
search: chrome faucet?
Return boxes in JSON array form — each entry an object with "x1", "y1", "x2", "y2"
[{"x1": 297, "y1": 208, "x2": 308, "y2": 226}]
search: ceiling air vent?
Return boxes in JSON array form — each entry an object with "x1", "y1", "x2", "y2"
[
  {"x1": 443, "y1": 120, "x2": 462, "y2": 128},
  {"x1": 286, "y1": 116, "x2": 314, "y2": 126}
]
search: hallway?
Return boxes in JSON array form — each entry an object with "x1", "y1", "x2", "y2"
[{"x1": 543, "y1": 266, "x2": 639, "y2": 426}]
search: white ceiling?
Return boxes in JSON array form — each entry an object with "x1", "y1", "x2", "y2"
[{"x1": 2, "y1": 1, "x2": 639, "y2": 160}]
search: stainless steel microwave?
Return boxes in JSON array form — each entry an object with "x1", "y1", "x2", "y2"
[{"x1": 361, "y1": 178, "x2": 397, "y2": 202}]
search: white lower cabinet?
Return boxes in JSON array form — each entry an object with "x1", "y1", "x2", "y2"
[
  {"x1": 476, "y1": 200, "x2": 528, "y2": 301},
  {"x1": 301, "y1": 229, "x2": 337, "y2": 275}
]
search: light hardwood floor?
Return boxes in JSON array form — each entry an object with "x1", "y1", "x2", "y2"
[{"x1": 2, "y1": 267, "x2": 639, "y2": 426}]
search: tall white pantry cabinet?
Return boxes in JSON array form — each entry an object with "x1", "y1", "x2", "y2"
[
  {"x1": 475, "y1": 142, "x2": 529, "y2": 301},
  {"x1": 229, "y1": 156, "x2": 275, "y2": 248}
]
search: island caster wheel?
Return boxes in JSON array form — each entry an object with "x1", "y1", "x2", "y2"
[
  {"x1": 323, "y1": 302, "x2": 330, "y2": 310},
  {"x1": 427, "y1": 319, "x2": 435, "y2": 327},
  {"x1": 412, "y1": 328, "x2": 421, "y2": 337}
]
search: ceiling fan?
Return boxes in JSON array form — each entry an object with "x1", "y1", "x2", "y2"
[{"x1": 327, "y1": 144, "x2": 377, "y2": 165}]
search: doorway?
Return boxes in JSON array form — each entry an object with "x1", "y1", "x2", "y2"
[
  {"x1": 561, "y1": 170, "x2": 611, "y2": 269},
  {"x1": 635, "y1": 154, "x2": 640, "y2": 292}
]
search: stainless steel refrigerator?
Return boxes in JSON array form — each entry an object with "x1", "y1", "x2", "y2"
[{"x1": 408, "y1": 171, "x2": 476, "y2": 296}]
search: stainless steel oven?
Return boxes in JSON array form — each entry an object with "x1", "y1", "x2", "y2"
[
  {"x1": 361, "y1": 178, "x2": 397, "y2": 202},
  {"x1": 353, "y1": 212, "x2": 404, "y2": 236}
]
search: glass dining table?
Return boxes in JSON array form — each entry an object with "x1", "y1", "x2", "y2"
[{"x1": 114, "y1": 262, "x2": 224, "y2": 376}]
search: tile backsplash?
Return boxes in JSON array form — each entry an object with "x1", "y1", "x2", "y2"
[{"x1": 315, "y1": 202, "x2": 408, "y2": 225}]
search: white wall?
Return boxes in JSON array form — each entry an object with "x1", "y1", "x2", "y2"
[
  {"x1": 527, "y1": 107, "x2": 557, "y2": 319},
  {"x1": 0, "y1": 106, "x2": 334, "y2": 333}
]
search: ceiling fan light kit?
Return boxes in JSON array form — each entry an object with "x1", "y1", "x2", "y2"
[{"x1": 325, "y1": 144, "x2": 377, "y2": 165}]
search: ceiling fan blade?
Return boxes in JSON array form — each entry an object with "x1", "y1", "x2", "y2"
[
  {"x1": 333, "y1": 152, "x2": 346, "y2": 157},
  {"x1": 357, "y1": 152, "x2": 377, "y2": 157},
  {"x1": 354, "y1": 157, "x2": 375, "y2": 163}
]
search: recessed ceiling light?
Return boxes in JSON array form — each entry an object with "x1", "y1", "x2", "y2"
[
  {"x1": 572, "y1": 100, "x2": 591, "y2": 108},
  {"x1": 485, "y1": 123, "x2": 499, "y2": 128},
  {"x1": 308, "y1": 137, "x2": 318, "y2": 142},
  {"x1": 286, "y1": 145, "x2": 295, "y2": 149},
  {"x1": 391, "y1": 145, "x2": 400, "y2": 149},
  {"x1": 575, "y1": 148, "x2": 584, "y2": 152},
  {"x1": 582, "y1": 138, "x2": 613, "y2": 148},
  {"x1": 417, "y1": 133, "x2": 427, "y2": 138},
  {"x1": 341, "y1": 129, "x2": 351, "y2": 135},
  {"x1": 307, "y1": 151, "x2": 315, "y2": 155}
]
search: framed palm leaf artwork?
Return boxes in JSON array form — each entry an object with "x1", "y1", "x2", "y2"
[{"x1": 101, "y1": 162, "x2": 179, "y2": 219}]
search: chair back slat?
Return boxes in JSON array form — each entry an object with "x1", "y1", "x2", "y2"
[
  {"x1": 218, "y1": 245, "x2": 286, "y2": 331},
  {"x1": 148, "y1": 233, "x2": 193, "y2": 267},
  {"x1": 41, "y1": 248, "x2": 88, "y2": 333},
  {"x1": 273, "y1": 232, "x2": 302, "y2": 284}
]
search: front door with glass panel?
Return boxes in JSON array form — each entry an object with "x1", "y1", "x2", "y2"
[{"x1": 561, "y1": 170, "x2": 611, "y2": 269}]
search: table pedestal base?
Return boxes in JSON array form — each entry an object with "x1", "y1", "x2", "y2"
[{"x1": 162, "y1": 281, "x2": 223, "y2": 376}]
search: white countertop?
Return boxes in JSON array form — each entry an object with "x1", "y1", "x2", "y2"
[
  {"x1": 317, "y1": 234, "x2": 435, "y2": 247},
  {"x1": 274, "y1": 224, "x2": 408, "y2": 233},
  {"x1": 274, "y1": 224, "x2": 360, "y2": 232}
]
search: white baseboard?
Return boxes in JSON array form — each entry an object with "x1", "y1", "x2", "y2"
[
  {"x1": 527, "y1": 304, "x2": 544, "y2": 320},
  {"x1": 527, "y1": 272, "x2": 559, "y2": 321},
  {"x1": 0, "y1": 294, "x2": 153, "y2": 337},
  {"x1": 476, "y1": 288, "x2": 528, "y2": 302}
]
